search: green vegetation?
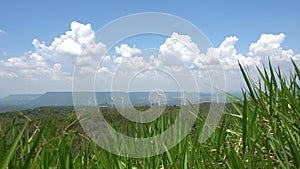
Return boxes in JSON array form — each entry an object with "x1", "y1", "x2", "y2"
[{"x1": 0, "y1": 60, "x2": 299, "y2": 168}]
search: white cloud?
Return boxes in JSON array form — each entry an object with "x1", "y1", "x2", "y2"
[
  {"x1": 173, "y1": 32, "x2": 300, "y2": 91},
  {"x1": 249, "y1": 33, "x2": 285, "y2": 57},
  {"x1": 110, "y1": 44, "x2": 155, "y2": 77},
  {"x1": 193, "y1": 33, "x2": 298, "y2": 72},
  {"x1": 135, "y1": 32, "x2": 299, "y2": 92},
  {"x1": 0, "y1": 52, "x2": 68, "y2": 80},
  {"x1": 0, "y1": 71, "x2": 17, "y2": 78},
  {"x1": 194, "y1": 47, "x2": 219, "y2": 69},
  {"x1": 218, "y1": 33, "x2": 299, "y2": 91},
  {"x1": 249, "y1": 33, "x2": 300, "y2": 65},
  {"x1": 1, "y1": 20, "x2": 299, "y2": 94},
  {"x1": 97, "y1": 67, "x2": 111, "y2": 74},
  {"x1": 217, "y1": 36, "x2": 261, "y2": 70},
  {"x1": 0, "y1": 29, "x2": 5, "y2": 34},
  {"x1": 159, "y1": 32, "x2": 200, "y2": 63},
  {"x1": 33, "y1": 21, "x2": 105, "y2": 60},
  {"x1": 115, "y1": 44, "x2": 141, "y2": 58},
  {"x1": 0, "y1": 21, "x2": 106, "y2": 80}
]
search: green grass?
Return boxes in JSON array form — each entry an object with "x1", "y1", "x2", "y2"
[{"x1": 0, "y1": 60, "x2": 299, "y2": 168}]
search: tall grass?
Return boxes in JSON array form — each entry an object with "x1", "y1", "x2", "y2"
[
  {"x1": 0, "y1": 60, "x2": 299, "y2": 168},
  {"x1": 225, "y1": 60, "x2": 300, "y2": 168}
]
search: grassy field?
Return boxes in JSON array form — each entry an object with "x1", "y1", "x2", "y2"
[{"x1": 0, "y1": 61, "x2": 299, "y2": 168}]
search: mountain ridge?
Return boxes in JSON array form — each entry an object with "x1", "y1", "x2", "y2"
[{"x1": 0, "y1": 91, "x2": 223, "y2": 113}]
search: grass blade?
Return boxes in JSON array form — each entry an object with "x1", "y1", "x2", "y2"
[{"x1": 0, "y1": 122, "x2": 28, "y2": 169}]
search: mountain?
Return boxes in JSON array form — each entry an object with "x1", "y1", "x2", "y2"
[
  {"x1": 0, "y1": 94, "x2": 42, "y2": 113},
  {"x1": 0, "y1": 91, "x2": 215, "y2": 113},
  {"x1": 2, "y1": 94, "x2": 41, "y2": 102},
  {"x1": 34, "y1": 92, "x2": 73, "y2": 106}
]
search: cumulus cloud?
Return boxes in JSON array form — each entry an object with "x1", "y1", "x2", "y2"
[
  {"x1": 249, "y1": 33, "x2": 300, "y2": 65},
  {"x1": 193, "y1": 33, "x2": 299, "y2": 73},
  {"x1": 165, "y1": 32, "x2": 299, "y2": 91},
  {"x1": 0, "y1": 21, "x2": 106, "y2": 80},
  {"x1": 108, "y1": 44, "x2": 152, "y2": 79},
  {"x1": 0, "y1": 29, "x2": 5, "y2": 34},
  {"x1": 249, "y1": 33, "x2": 285, "y2": 57},
  {"x1": 33, "y1": 21, "x2": 105, "y2": 62},
  {"x1": 115, "y1": 44, "x2": 141, "y2": 58},
  {"x1": 206, "y1": 33, "x2": 299, "y2": 87},
  {"x1": 1, "y1": 20, "x2": 299, "y2": 93},
  {"x1": 159, "y1": 32, "x2": 200, "y2": 63},
  {"x1": 194, "y1": 47, "x2": 219, "y2": 69},
  {"x1": 217, "y1": 36, "x2": 261, "y2": 70},
  {"x1": 0, "y1": 52, "x2": 67, "y2": 80},
  {"x1": 110, "y1": 44, "x2": 142, "y2": 67},
  {"x1": 111, "y1": 32, "x2": 299, "y2": 92}
]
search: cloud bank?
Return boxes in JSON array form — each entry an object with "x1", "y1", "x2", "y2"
[{"x1": 0, "y1": 21, "x2": 299, "y2": 93}]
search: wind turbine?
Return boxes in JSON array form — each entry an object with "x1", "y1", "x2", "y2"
[
  {"x1": 156, "y1": 90, "x2": 166, "y2": 107},
  {"x1": 121, "y1": 96, "x2": 125, "y2": 110},
  {"x1": 182, "y1": 92, "x2": 187, "y2": 106}
]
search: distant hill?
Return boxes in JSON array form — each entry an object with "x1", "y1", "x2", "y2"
[
  {"x1": 34, "y1": 92, "x2": 73, "y2": 106},
  {"x1": 2, "y1": 94, "x2": 42, "y2": 102},
  {"x1": 0, "y1": 91, "x2": 217, "y2": 113},
  {"x1": 0, "y1": 94, "x2": 42, "y2": 112}
]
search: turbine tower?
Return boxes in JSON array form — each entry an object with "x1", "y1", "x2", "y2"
[{"x1": 182, "y1": 92, "x2": 186, "y2": 106}]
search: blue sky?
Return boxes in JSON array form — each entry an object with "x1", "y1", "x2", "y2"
[
  {"x1": 0, "y1": 0, "x2": 300, "y2": 97},
  {"x1": 1, "y1": 0, "x2": 300, "y2": 56}
]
